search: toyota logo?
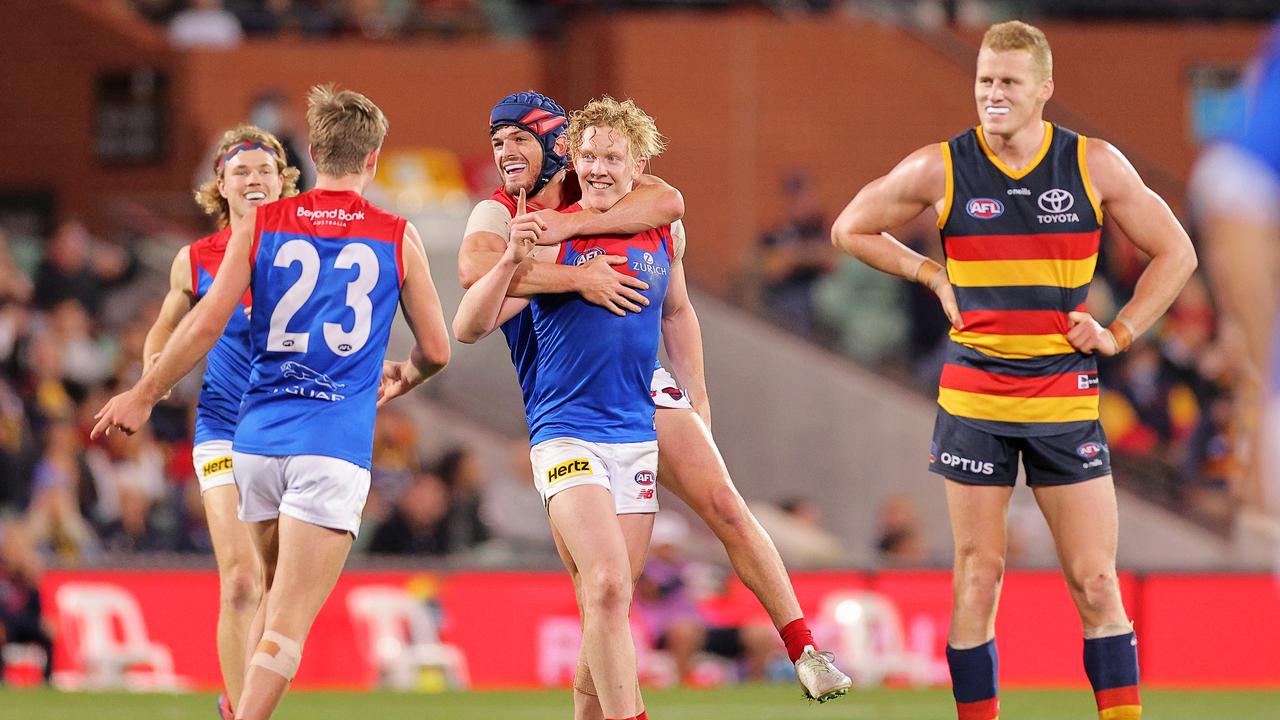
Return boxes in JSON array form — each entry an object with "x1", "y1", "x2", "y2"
[{"x1": 1038, "y1": 188, "x2": 1075, "y2": 214}]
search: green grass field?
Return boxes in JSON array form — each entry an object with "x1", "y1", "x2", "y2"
[{"x1": 2, "y1": 685, "x2": 1276, "y2": 720}]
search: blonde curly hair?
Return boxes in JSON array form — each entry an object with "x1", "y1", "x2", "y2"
[
  {"x1": 194, "y1": 125, "x2": 300, "y2": 228},
  {"x1": 568, "y1": 96, "x2": 667, "y2": 164}
]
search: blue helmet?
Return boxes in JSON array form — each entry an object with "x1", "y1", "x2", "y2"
[{"x1": 489, "y1": 91, "x2": 569, "y2": 197}]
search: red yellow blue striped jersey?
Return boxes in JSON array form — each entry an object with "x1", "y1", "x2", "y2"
[{"x1": 937, "y1": 122, "x2": 1104, "y2": 436}]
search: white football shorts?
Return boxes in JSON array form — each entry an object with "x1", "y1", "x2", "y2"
[
  {"x1": 530, "y1": 437, "x2": 659, "y2": 515},
  {"x1": 232, "y1": 451, "x2": 371, "y2": 537},
  {"x1": 651, "y1": 365, "x2": 693, "y2": 410},
  {"x1": 193, "y1": 440, "x2": 236, "y2": 494}
]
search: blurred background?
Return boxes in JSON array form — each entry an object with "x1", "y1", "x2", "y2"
[{"x1": 0, "y1": 0, "x2": 1278, "y2": 703}]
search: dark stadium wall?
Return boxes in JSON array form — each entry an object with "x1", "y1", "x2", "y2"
[{"x1": 0, "y1": 0, "x2": 192, "y2": 228}]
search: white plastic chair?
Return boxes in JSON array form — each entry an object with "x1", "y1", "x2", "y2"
[
  {"x1": 346, "y1": 585, "x2": 470, "y2": 690},
  {"x1": 818, "y1": 590, "x2": 936, "y2": 687},
  {"x1": 54, "y1": 582, "x2": 181, "y2": 690}
]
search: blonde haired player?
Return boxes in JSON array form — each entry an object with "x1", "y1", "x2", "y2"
[
  {"x1": 96, "y1": 85, "x2": 451, "y2": 720},
  {"x1": 456, "y1": 96, "x2": 675, "y2": 720},
  {"x1": 142, "y1": 125, "x2": 298, "y2": 719},
  {"x1": 459, "y1": 91, "x2": 849, "y2": 714},
  {"x1": 831, "y1": 21, "x2": 1196, "y2": 720}
]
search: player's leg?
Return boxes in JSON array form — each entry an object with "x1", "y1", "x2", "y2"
[
  {"x1": 203, "y1": 482, "x2": 262, "y2": 707},
  {"x1": 561, "y1": 512, "x2": 653, "y2": 720},
  {"x1": 1033, "y1": 474, "x2": 1138, "y2": 719},
  {"x1": 943, "y1": 479, "x2": 1013, "y2": 720},
  {"x1": 548, "y1": 485, "x2": 640, "y2": 720},
  {"x1": 654, "y1": 406, "x2": 849, "y2": 701},
  {"x1": 236, "y1": 514, "x2": 353, "y2": 720}
]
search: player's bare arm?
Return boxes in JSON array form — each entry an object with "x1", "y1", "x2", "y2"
[
  {"x1": 659, "y1": 222, "x2": 711, "y2": 428},
  {"x1": 379, "y1": 221, "x2": 452, "y2": 407},
  {"x1": 831, "y1": 144, "x2": 962, "y2": 328},
  {"x1": 93, "y1": 206, "x2": 257, "y2": 438},
  {"x1": 1066, "y1": 139, "x2": 1198, "y2": 356},
  {"x1": 531, "y1": 174, "x2": 684, "y2": 245},
  {"x1": 454, "y1": 191, "x2": 535, "y2": 344},
  {"x1": 458, "y1": 203, "x2": 649, "y2": 316},
  {"x1": 142, "y1": 245, "x2": 196, "y2": 375}
]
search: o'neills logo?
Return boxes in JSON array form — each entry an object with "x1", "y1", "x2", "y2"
[{"x1": 297, "y1": 207, "x2": 365, "y2": 222}]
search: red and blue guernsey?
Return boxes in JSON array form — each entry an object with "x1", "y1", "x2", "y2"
[
  {"x1": 525, "y1": 205, "x2": 672, "y2": 445},
  {"x1": 189, "y1": 227, "x2": 253, "y2": 446},
  {"x1": 233, "y1": 189, "x2": 406, "y2": 468}
]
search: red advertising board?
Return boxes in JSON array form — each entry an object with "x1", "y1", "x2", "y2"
[{"x1": 32, "y1": 570, "x2": 1280, "y2": 690}]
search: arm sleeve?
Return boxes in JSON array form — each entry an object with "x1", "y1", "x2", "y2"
[{"x1": 464, "y1": 199, "x2": 513, "y2": 239}]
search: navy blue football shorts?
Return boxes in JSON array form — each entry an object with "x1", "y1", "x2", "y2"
[{"x1": 927, "y1": 407, "x2": 1112, "y2": 486}]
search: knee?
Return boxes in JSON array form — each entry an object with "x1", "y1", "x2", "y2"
[
  {"x1": 703, "y1": 485, "x2": 750, "y2": 538},
  {"x1": 582, "y1": 567, "x2": 632, "y2": 615},
  {"x1": 1067, "y1": 568, "x2": 1122, "y2": 615},
  {"x1": 953, "y1": 546, "x2": 1005, "y2": 608},
  {"x1": 221, "y1": 562, "x2": 263, "y2": 612}
]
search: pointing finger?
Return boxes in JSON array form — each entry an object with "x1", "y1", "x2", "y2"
[{"x1": 517, "y1": 188, "x2": 526, "y2": 217}]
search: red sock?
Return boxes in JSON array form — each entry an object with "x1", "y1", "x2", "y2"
[
  {"x1": 637, "y1": 712, "x2": 649, "y2": 720},
  {"x1": 780, "y1": 618, "x2": 816, "y2": 663}
]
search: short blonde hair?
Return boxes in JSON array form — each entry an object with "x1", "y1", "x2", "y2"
[
  {"x1": 568, "y1": 96, "x2": 666, "y2": 163},
  {"x1": 306, "y1": 84, "x2": 388, "y2": 176},
  {"x1": 194, "y1": 125, "x2": 300, "y2": 228},
  {"x1": 981, "y1": 20, "x2": 1053, "y2": 80}
]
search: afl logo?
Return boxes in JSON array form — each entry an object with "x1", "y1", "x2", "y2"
[
  {"x1": 574, "y1": 247, "x2": 606, "y2": 266},
  {"x1": 1038, "y1": 188, "x2": 1075, "y2": 214},
  {"x1": 634, "y1": 470, "x2": 655, "y2": 486},
  {"x1": 1076, "y1": 441, "x2": 1105, "y2": 460},
  {"x1": 966, "y1": 198, "x2": 1004, "y2": 219}
]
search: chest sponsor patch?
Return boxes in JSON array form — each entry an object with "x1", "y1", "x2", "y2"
[
  {"x1": 547, "y1": 458, "x2": 593, "y2": 485},
  {"x1": 202, "y1": 456, "x2": 233, "y2": 478}
]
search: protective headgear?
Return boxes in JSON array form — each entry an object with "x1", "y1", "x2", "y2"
[{"x1": 489, "y1": 91, "x2": 569, "y2": 197}]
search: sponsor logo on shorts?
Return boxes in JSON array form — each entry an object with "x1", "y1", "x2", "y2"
[
  {"x1": 638, "y1": 488, "x2": 654, "y2": 500},
  {"x1": 1077, "y1": 441, "x2": 1107, "y2": 469},
  {"x1": 547, "y1": 458, "x2": 592, "y2": 485},
  {"x1": 634, "y1": 470, "x2": 655, "y2": 486},
  {"x1": 654, "y1": 386, "x2": 685, "y2": 402},
  {"x1": 574, "y1": 247, "x2": 606, "y2": 266},
  {"x1": 929, "y1": 442, "x2": 938, "y2": 463},
  {"x1": 937, "y1": 451, "x2": 995, "y2": 476},
  {"x1": 966, "y1": 198, "x2": 1005, "y2": 219},
  {"x1": 202, "y1": 456, "x2": 233, "y2": 478}
]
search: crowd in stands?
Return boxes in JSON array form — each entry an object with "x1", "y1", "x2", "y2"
[{"x1": 754, "y1": 170, "x2": 1248, "y2": 528}]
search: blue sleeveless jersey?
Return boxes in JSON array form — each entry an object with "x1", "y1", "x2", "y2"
[
  {"x1": 233, "y1": 189, "x2": 406, "y2": 468},
  {"x1": 525, "y1": 207, "x2": 672, "y2": 445},
  {"x1": 1236, "y1": 24, "x2": 1280, "y2": 179},
  {"x1": 190, "y1": 227, "x2": 252, "y2": 445}
]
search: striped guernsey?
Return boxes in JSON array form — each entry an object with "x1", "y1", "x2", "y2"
[{"x1": 937, "y1": 121, "x2": 1103, "y2": 436}]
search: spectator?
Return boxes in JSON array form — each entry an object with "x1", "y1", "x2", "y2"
[
  {"x1": 873, "y1": 494, "x2": 928, "y2": 566},
  {"x1": 438, "y1": 447, "x2": 491, "y2": 550},
  {"x1": 25, "y1": 420, "x2": 98, "y2": 563},
  {"x1": 0, "y1": 228, "x2": 33, "y2": 306},
  {"x1": 32, "y1": 219, "x2": 132, "y2": 312},
  {"x1": 168, "y1": 0, "x2": 244, "y2": 49},
  {"x1": 368, "y1": 467, "x2": 451, "y2": 556},
  {"x1": 0, "y1": 518, "x2": 55, "y2": 685},
  {"x1": 750, "y1": 496, "x2": 847, "y2": 567},
  {"x1": 756, "y1": 171, "x2": 836, "y2": 338},
  {"x1": 85, "y1": 426, "x2": 169, "y2": 552},
  {"x1": 635, "y1": 514, "x2": 777, "y2": 685}
]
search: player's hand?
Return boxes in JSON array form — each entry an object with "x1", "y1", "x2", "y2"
[
  {"x1": 530, "y1": 207, "x2": 579, "y2": 245},
  {"x1": 1066, "y1": 311, "x2": 1120, "y2": 356},
  {"x1": 503, "y1": 190, "x2": 536, "y2": 265},
  {"x1": 578, "y1": 255, "x2": 649, "y2": 316},
  {"x1": 91, "y1": 388, "x2": 154, "y2": 439},
  {"x1": 377, "y1": 359, "x2": 420, "y2": 408},
  {"x1": 931, "y1": 271, "x2": 963, "y2": 330},
  {"x1": 509, "y1": 188, "x2": 546, "y2": 247}
]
